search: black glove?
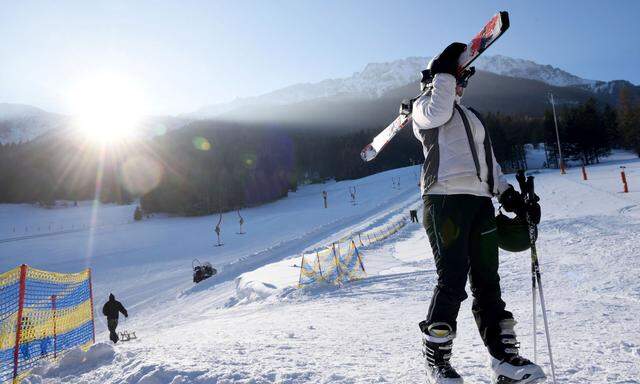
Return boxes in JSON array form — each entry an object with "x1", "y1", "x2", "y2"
[
  {"x1": 498, "y1": 185, "x2": 524, "y2": 214},
  {"x1": 429, "y1": 42, "x2": 467, "y2": 77}
]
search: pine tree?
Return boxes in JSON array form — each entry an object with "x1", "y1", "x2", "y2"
[
  {"x1": 602, "y1": 104, "x2": 620, "y2": 148},
  {"x1": 618, "y1": 87, "x2": 640, "y2": 156}
]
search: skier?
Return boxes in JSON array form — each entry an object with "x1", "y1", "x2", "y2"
[
  {"x1": 413, "y1": 42, "x2": 545, "y2": 383},
  {"x1": 102, "y1": 293, "x2": 128, "y2": 344},
  {"x1": 409, "y1": 209, "x2": 419, "y2": 223}
]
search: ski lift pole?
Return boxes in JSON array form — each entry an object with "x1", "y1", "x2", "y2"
[
  {"x1": 549, "y1": 93, "x2": 565, "y2": 174},
  {"x1": 215, "y1": 213, "x2": 223, "y2": 246},
  {"x1": 237, "y1": 209, "x2": 245, "y2": 234},
  {"x1": 523, "y1": 174, "x2": 557, "y2": 384}
]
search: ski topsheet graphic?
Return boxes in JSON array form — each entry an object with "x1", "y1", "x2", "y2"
[
  {"x1": 457, "y1": 11, "x2": 510, "y2": 74},
  {"x1": 360, "y1": 11, "x2": 510, "y2": 162}
]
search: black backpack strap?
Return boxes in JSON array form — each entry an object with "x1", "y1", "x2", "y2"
[
  {"x1": 467, "y1": 107, "x2": 495, "y2": 195},
  {"x1": 454, "y1": 104, "x2": 481, "y2": 181}
]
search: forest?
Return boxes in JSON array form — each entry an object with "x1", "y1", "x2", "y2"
[{"x1": 0, "y1": 91, "x2": 638, "y2": 216}]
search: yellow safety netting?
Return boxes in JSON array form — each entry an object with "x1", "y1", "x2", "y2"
[
  {"x1": 298, "y1": 217, "x2": 407, "y2": 287},
  {"x1": 0, "y1": 265, "x2": 95, "y2": 384}
]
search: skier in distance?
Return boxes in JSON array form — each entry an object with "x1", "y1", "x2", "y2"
[
  {"x1": 102, "y1": 293, "x2": 128, "y2": 344},
  {"x1": 413, "y1": 42, "x2": 545, "y2": 384}
]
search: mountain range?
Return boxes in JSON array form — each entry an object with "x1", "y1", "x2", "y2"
[
  {"x1": 0, "y1": 104, "x2": 69, "y2": 144},
  {"x1": 1, "y1": 55, "x2": 638, "y2": 143},
  {"x1": 188, "y1": 55, "x2": 600, "y2": 119}
]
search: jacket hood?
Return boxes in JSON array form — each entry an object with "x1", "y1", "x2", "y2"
[{"x1": 109, "y1": 293, "x2": 115, "y2": 301}]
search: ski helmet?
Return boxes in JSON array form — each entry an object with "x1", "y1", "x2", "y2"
[{"x1": 495, "y1": 212, "x2": 535, "y2": 252}]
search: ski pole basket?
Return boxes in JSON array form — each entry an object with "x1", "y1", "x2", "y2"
[{"x1": 192, "y1": 259, "x2": 217, "y2": 283}]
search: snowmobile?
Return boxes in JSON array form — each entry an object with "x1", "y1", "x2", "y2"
[{"x1": 193, "y1": 259, "x2": 217, "y2": 283}]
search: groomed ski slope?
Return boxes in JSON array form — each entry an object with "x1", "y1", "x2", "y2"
[{"x1": 2, "y1": 151, "x2": 640, "y2": 383}]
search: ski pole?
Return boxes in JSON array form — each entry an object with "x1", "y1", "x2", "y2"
[
  {"x1": 525, "y1": 175, "x2": 557, "y2": 384},
  {"x1": 534, "y1": 249, "x2": 557, "y2": 384},
  {"x1": 517, "y1": 170, "x2": 538, "y2": 361},
  {"x1": 532, "y1": 254, "x2": 538, "y2": 362}
]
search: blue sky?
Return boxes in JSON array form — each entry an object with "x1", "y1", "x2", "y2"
[{"x1": 1, "y1": 0, "x2": 638, "y2": 115}]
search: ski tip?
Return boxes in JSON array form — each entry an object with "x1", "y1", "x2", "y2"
[
  {"x1": 499, "y1": 11, "x2": 510, "y2": 31},
  {"x1": 360, "y1": 144, "x2": 377, "y2": 162}
]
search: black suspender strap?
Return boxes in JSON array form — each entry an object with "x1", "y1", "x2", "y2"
[
  {"x1": 468, "y1": 107, "x2": 495, "y2": 194},
  {"x1": 454, "y1": 104, "x2": 481, "y2": 181}
]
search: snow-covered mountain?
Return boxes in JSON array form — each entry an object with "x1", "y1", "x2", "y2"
[
  {"x1": 0, "y1": 103, "x2": 191, "y2": 144},
  {"x1": 3, "y1": 55, "x2": 636, "y2": 142},
  {"x1": 0, "y1": 103, "x2": 68, "y2": 144},
  {"x1": 475, "y1": 54, "x2": 595, "y2": 87},
  {"x1": 189, "y1": 55, "x2": 602, "y2": 119}
]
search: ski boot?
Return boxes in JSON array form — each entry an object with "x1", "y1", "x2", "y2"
[
  {"x1": 489, "y1": 319, "x2": 546, "y2": 384},
  {"x1": 109, "y1": 330, "x2": 119, "y2": 344},
  {"x1": 421, "y1": 321, "x2": 463, "y2": 384}
]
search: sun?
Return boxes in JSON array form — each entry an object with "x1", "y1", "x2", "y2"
[{"x1": 68, "y1": 72, "x2": 148, "y2": 144}]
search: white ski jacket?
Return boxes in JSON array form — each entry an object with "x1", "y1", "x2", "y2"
[{"x1": 412, "y1": 73, "x2": 509, "y2": 197}]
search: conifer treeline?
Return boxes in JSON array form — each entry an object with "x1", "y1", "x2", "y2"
[{"x1": 0, "y1": 92, "x2": 638, "y2": 215}]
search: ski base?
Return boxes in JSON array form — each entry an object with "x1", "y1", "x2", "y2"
[
  {"x1": 360, "y1": 144, "x2": 378, "y2": 162},
  {"x1": 360, "y1": 114, "x2": 411, "y2": 162}
]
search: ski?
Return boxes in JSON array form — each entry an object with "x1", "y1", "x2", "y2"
[
  {"x1": 360, "y1": 113, "x2": 412, "y2": 163},
  {"x1": 360, "y1": 11, "x2": 510, "y2": 162},
  {"x1": 457, "y1": 11, "x2": 510, "y2": 74}
]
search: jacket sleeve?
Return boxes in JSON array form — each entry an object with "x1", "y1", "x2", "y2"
[
  {"x1": 412, "y1": 73, "x2": 457, "y2": 130},
  {"x1": 102, "y1": 303, "x2": 108, "y2": 316},
  {"x1": 118, "y1": 302, "x2": 128, "y2": 317}
]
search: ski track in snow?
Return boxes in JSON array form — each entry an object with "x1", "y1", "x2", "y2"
[{"x1": 4, "y1": 155, "x2": 640, "y2": 384}]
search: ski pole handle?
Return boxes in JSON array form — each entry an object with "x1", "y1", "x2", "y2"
[
  {"x1": 516, "y1": 170, "x2": 528, "y2": 195},
  {"x1": 526, "y1": 176, "x2": 536, "y2": 202}
]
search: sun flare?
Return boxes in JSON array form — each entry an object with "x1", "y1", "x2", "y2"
[{"x1": 68, "y1": 73, "x2": 147, "y2": 144}]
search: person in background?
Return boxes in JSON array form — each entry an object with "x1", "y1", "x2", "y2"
[
  {"x1": 102, "y1": 293, "x2": 128, "y2": 343},
  {"x1": 410, "y1": 209, "x2": 419, "y2": 223}
]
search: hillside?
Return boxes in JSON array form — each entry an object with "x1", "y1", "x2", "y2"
[
  {"x1": 190, "y1": 55, "x2": 639, "y2": 121},
  {"x1": 2, "y1": 152, "x2": 639, "y2": 383},
  {"x1": 212, "y1": 70, "x2": 602, "y2": 131},
  {"x1": 0, "y1": 103, "x2": 68, "y2": 144}
]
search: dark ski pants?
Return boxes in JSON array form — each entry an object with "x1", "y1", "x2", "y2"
[
  {"x1": 421, "y1": 194, "x2": 512, "y2": 357},
  {"x1": 107, "y1": 319, "x2": 119, "y2": 343}
]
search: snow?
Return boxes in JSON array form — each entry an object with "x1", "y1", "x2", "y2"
[
  {"x1": 2, "y1": 151, "x2": 640, "y2": 383},
  {"x1": 472, "y1": 55, "x2": 595, "y2": 87},
  {"x1": 27, "y1": 343, "x2": 116, "y2": 381}
]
